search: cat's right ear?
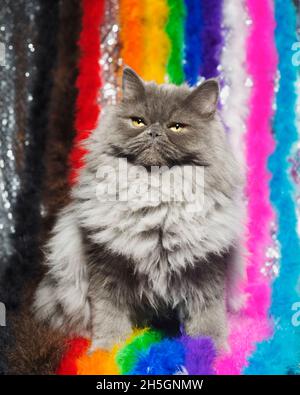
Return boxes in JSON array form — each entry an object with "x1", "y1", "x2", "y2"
[
  {"x1": 183, "y1": 79, "x2": 219, "y2": 117},
  {"x1": 122, "y1": 67, "x2": 145, "y2": 101}
]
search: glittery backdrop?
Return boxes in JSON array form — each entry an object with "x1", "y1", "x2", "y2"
[
  {"x1": 0, "y1": 0, "x2": 42, "y2": 374},
  {"x1": 100, "y1": 0, "x2": 121, "y2": 106},
  {"x1": 0, "y1": 0, "x2": 39, "y2": 279},
  {"x1": 0, "y1": 0, "x2": 79, "y2": 375}
]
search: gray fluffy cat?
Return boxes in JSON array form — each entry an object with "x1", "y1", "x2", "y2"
[{"x1": 34, "y1": 67, "x2": 243, "y2": 352}]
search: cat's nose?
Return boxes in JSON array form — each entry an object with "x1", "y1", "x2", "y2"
[{"x1": 148, "y1": 126, "x2": 161, "y2": 139}]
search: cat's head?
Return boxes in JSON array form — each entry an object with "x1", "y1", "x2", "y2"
[
  {"x1": 103, "y1": 67, "x2": 223, "y2": 169},
  {"x1": 87, "y1": 67, "x2": 241, "y2": 196}
]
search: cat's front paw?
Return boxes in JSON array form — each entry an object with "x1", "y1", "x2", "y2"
[
  {"x1": 184, "y1": 309, "x2": 229, "y2": 352},
  {"x1": 227, "y1": 292, "x2": 247, "y2": 313},
  {"x1": 186, "y1": 325, "x2": 229, "y2": 352},
  {"x1": 213, "y1": 334, "x2": 230, "y2": 352},
  {"x1": 88, "y1": 338, "x2": 112, "y2": 355}
]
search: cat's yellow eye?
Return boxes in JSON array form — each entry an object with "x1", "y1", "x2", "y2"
[
  {"x1": 169, "y1": 123, "x2": 185, "y2": 132},
  {"x1": 131, "y1": 117, "x2": 146, "y2": 128}
]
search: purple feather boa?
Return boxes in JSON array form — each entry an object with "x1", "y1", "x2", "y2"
[
  {"x1": 180, "y1": 336, "x2": 216, "y2": 374},
  {"x1": 200, "y1": 0, "x2": 224, "y2": 79}
]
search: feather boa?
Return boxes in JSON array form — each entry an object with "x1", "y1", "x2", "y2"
[
  {"x1": 57, "y1": 330, "x2": 216, "y2": 375},
  {"x1": 245, "y1": 0, "x2": 300, "y2": 375},
  {"x1": 183, "y1": 0, "x2": 202, "y2": 85},
  {"x1": 128, "y1": 339, "x2": 185, "y2": 375},
  {"x1": 215, "y1": 0, "x2": 277, "y2": 374},
  {"x1": 57, "y1": 338, "x2": 90, "y2": 375},
  {"x1": 219, "y1": 1, "x2": 249, "y2": 316},
  {"x1": 116, "y1": 330, "x2": 162, "y2": 374},
  {"x1": 143, "y1": 0, "x2": 169, "y2": 83},
  {"x1": 69, "y1": 0, "x2": 104, "y2": 184},
  {"x1": 221, "y1": 0, "x2": 249, "y2": 168},
  {"x1": 42, "y1": 0, "x2": 81, "y2": 233},
  {"x1": 198, "y1": 0, "x2": 223, "y2": 79},
  {"x1": 179, "y1": 336, "x2": 216, "y2": 375},
  {"x1": 166, "y1": 0, "x2": 186, "y2": 84},
  {"x1": 294, "y1": 78, "x2": 300, "y2": 236},
  {"x1": 119, "y1": 0, "x2": 144, "y2": 75}
]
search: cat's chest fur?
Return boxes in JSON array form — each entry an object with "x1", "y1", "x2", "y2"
[{"x1": 74, "y1": 158, "x2": 240, "y2": 300}]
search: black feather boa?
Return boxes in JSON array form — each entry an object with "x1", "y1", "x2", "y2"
[
  {"x1": 42, "y1": 0, "x2": 81, "y2": 234},
  {"x1": 6, "y1": 0, "x2": 81, "y2": 375}
]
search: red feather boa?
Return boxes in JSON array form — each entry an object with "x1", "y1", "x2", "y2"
[
  {"x1": 57, "y1": 338, "x2": 89, "y2": 375},
  {"x1": 69, "y1": 0, "x2": 104, "y2": 184},
  {"x1": 59, "y1": 1, "x2": 104, "y2": 374}
]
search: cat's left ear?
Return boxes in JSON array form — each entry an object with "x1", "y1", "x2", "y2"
[
  {"x1": 122, "y1": 66, "x2": 145, "y2": 100},
  {"x1": 184, "y1": 79, "x2": 219, "y2": 116}
]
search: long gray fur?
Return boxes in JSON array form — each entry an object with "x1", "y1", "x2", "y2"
[{"x1": 33, "y1": 68, "x2": 244, "y2": 351}]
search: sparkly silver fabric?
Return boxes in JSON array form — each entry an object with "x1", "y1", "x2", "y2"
[
  {"x1": 100, "y1": 0, "x2": 121, "y2": 107},
  {"x1": 260, "y1": 71, "x2": 281, "y2": 279},
  {"x1": 0, "y1": 1, "x2": 39, "y2": 270},
  {"x1": 261, "y1": 223, "x2": 281, "y2": 279}
]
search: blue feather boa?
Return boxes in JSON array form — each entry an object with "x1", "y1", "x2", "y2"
[
  {"x1": 128, "y1": 339, "x2": 185, "y2": 375},
  {"x1": 183, "y1": 0, "x2": 203, "y2": 85}
]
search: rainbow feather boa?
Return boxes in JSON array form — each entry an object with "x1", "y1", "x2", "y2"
[{"x1": 57, "y1": 330, "x2": 216, "y2": 375}]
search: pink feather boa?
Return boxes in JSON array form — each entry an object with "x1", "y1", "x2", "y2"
[{"x1": 215, "y1": 0, "x2": 278, "y2": 374}]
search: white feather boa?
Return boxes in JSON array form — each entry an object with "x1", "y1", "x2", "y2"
[
  {"x1": 220, "y1": 0, "x2": 249, "y2": 311},
  {"x1": 220, "y1": 0, "x2": 250, "y2": 172}
]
